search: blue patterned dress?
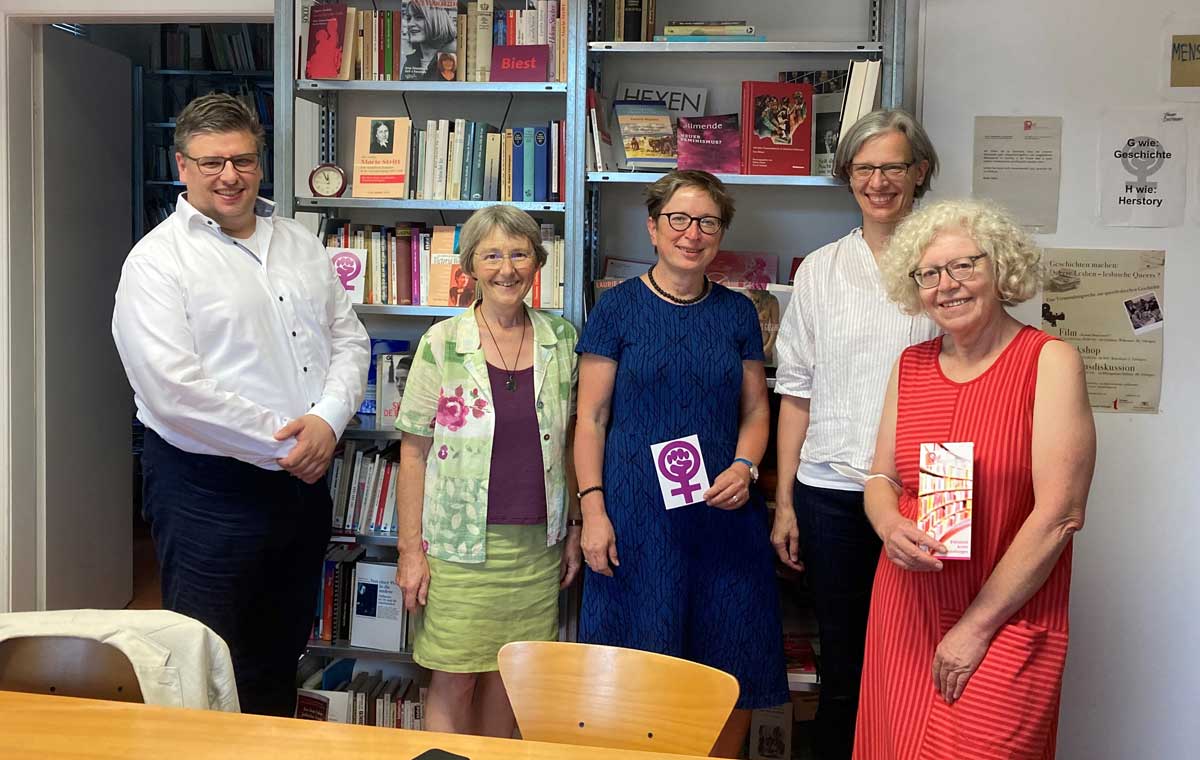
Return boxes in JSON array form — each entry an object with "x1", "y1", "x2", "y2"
[{"x1": 576, "y1": 277, "x2": 789, "y2": 710}]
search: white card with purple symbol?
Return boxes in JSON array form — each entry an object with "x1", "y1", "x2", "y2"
[
  {"x1": 328, "y1": 247, "x2": 367, "y2": 304},
  {"x1": 651, "y1": 435, "x2": 711, "y2": 510}
]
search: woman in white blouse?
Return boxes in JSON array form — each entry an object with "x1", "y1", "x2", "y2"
[{"x1": 770, "y1": 109, "x2": 941, "y2": 759}]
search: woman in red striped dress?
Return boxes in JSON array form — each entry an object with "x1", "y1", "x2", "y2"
[{"x1": 855, "y1": 199, "x2": 1096, "y2": 759}]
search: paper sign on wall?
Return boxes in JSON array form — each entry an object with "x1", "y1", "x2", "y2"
[
  {"x1": 1099, "y1": 110, "x2": 1187, "y2": 227},
  {"x1": 650, "y1": 435, "x2": 710, "y2": 510}
]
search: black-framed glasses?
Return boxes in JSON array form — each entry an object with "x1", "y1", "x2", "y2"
[
  {"x1": 657, "y1": 212, "x2": 724, "y2": 235},
  {"x1": 910, "y1": 253, "x2": 988, "y2": 289},
  {"x1": 849, "y1": 162, "x2": 913, "y2": 180},
  {"x1": 182, "y1": 153, "x2": 260, "y2": 175}
]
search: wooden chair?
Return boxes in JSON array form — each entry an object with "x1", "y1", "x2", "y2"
[
  {"x1": 0, "y1": 635, "x2": 144, "y2": 703},
  {"x1": 498, "y1": 641, "x2": 739, "y2": 756}
]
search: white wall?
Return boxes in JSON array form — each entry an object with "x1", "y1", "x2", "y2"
[
  {"x1": 0, "y1": 0, "x2": 274, "y2": 612},
  {"x1": 920, "y1": 1, "x2": 1200, "y2": 757}
]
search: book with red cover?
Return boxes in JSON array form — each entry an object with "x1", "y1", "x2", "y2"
[
  {"x1": 305, "y1": 3, "x2": 355, "y2": 80},
  {"x1": 676, "y1": 113, "x2": 741, "y2": 173},
  {"x1": 740, "y1": 81, "x2": 813, "y2": 175},
  {"x1": 706, "y1": 250, "x2": 778, "y2": 289},
  {"x1": 490, "y1": 44, "x2": 550, "y2": 82}
]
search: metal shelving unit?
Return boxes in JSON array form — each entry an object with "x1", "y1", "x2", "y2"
[
  {"x1": 296, "y1": 197, "x2": 565, "y2": 213},
  {"x1": 588, "y1": 171, "x2": 843, "y2": 188},
  {"x1": 588, "y1": 41, "x2": 883, "y2": 54},
  {"x1": 305, "y1": 639, "x2": 414, "y2": 663}
]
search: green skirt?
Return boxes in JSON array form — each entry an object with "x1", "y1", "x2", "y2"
[{"x1": 413, "y1": 524, "x2": 561, "y2": 673}]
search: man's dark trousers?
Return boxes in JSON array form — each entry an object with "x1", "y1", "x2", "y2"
[{"x1": 141, "y1": 428, "x2": 331, "y2": 716}]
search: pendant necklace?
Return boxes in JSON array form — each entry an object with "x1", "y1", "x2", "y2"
[
  {"x1": 647, "y1": 264, "x2": 711, "y2": 305},
  {"x1": 479, "y1": 308, "x2": 526, "y2": 391}
]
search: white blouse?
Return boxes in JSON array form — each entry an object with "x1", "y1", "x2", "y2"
[{"x1": 775, "y1": 229, "x2": 940, "y2": 491}]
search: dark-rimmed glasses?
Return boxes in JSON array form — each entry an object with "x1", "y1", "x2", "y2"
[
  {"x1": 657, "y1": 212, "x2": 724, "y2": 235},
  {"x1": 848, "y1": 162, "x2": 914, "y2": 180},
  {"x1": 910, "y1": 253, "x2": 988, "y2": 289},
  {"x1": 182, "y1": 153, "x2": 261, "y2": 175}
]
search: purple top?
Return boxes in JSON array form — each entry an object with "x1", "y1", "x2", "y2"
[{"x1": 486, "y1": 363, "x2": 547, "y2": 525}]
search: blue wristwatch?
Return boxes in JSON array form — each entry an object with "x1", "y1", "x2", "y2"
[{"x1": 733, "y1": 457, "x2": 759, "y2": 482}]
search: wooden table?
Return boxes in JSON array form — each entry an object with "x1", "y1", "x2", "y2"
[{"x1": 0, "y1": 691, "x2": 710, "y2": 759}]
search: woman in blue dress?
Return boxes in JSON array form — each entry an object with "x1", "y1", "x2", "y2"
[{"x1": 574, "y1": 170, "x2": 788, "y2": 757}]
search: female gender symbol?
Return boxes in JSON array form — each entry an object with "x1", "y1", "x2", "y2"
[
  {"x1": 331, "y1": 251, "x2": 362, "y2": 292},
  {"x1": 657, "y1": 440, "x2": 703, "y2": 503}
]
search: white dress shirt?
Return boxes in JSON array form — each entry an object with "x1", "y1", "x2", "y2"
[
  {"x1": 775, "y1": 229, "x2": 940, "y2": 491},
  {"x1": 112, "y1": 194, "x2": 370, "y2": 470}
]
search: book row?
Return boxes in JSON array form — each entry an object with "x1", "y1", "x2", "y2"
[
  {"x1": 158, "y1": 22, "x2": 273, "y2": 72},
  {"x1": 326, "y1": 221, "x2": 565, "y2": 310},
  {"x1": 299, "y1": 0, "x2": 568, "y2": 83},
  {"x1": 329, "y1": 440, "x2": 401, "y2": 536},
  {"x1": 297, "y1": 657, "x2": 426, "y2": 727},
  {"x1": 346, "y1": 116, "x2": 566, "y2": 206},
  {"x1": 586, "y1": 62, "x2": 880, "y2": 177}
]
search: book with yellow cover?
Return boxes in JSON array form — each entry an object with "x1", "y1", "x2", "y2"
[
  {"x1": 352, "y1": 116, "x2": 411, "y2": 198},
  {"x1": 424, "y1": 225, "x2": 473, "y2": 307},
  {"x1": 916, "y1": 442, "x2": 974, "y2": 560}
]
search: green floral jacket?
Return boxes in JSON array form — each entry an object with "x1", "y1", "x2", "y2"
[{"x1": 395, "y1": 307, "x2": 577, "y2": 563}]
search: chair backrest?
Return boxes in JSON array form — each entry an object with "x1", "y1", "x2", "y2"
[
  {"x1": 498, "y1": 641, "x2": 739, "y2": 756},
  {"x1": 0, "y1": 635, "x2": 144, "y2": 703}
]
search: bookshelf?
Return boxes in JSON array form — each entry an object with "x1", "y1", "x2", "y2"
[{"x1": 132, "y1": 23, "x2": 276, "y2": 241}]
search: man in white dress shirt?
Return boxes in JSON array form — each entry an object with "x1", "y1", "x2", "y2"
[{"x1": 112, "y1": 93, "x2": 369, "y2": 716}]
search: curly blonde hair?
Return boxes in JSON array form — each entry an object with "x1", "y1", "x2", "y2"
[{"x1": 881, "y1": 199, "x2": 1042, "y2": 315}]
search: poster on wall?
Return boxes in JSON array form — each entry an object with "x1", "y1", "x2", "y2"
[
  {"x1": 1041, "y1": 248, "x2": 1165, "y2": 414},
  {"x1": 1098, "y1": 110, "x2": 1187, "y2": 227},
  {"x1": 971, "y1": 116, "x2": 1062, "y2": 233}
]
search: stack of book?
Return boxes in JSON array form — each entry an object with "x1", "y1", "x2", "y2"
[
  {"x1": 328, "y1": 440, "x2": 401, "y2": 535},
  {"x1": 654, "y1": 18, "x2": 764, "y2": 42}
]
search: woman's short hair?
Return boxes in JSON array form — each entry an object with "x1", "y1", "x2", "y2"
[
  {"x1": 833, "y1": 109, "x2": 939, "y2": 198},
  {"x1": 457, "y1": 204, "x2": 549, "y2": 276},
  {"x1": 410, "y1": 0, "x2": 457, "y2": 48},
  {"x1": 173, "y1": 92, "x2": 266, "y2": 155},
  {"x1": 644, "y1": 170, "x2": 736, "y2": 229},
  {"x1": 881, "y1": 199, "x2": 1042, "y2": 315}
]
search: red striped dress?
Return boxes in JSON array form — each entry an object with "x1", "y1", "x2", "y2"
[{"x1": 854, "y1": 326, "x2": 1072, "y2": 760}]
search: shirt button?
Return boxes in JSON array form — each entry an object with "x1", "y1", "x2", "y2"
[
  {"x1": 278, "y1": 296, "x2": 284, "y2": 302},
  {"x1": 536, "y1": 401, "x2": 544, "y2": 409},
  {"x1": 543, "y1": 434, "x2": 550, "y2": 441},
  {"x1": 292, "y1": 331, "x2": 297, "y2": 337},
  {"x1": 303, "y1": 366, "x2": 308, "y2": 372}
]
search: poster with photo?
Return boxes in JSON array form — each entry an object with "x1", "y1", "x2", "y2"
[
  {"x1": 1098, "y1": 110, "x2": 1187, "y2": 227},
  {"x1": 1041, "y1": 248, "x2": 1165, "y2": 414}
]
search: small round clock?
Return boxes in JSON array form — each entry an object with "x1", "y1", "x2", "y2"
[{"x1": 308, "y1": 162, "x2": 347, "y2": 198}]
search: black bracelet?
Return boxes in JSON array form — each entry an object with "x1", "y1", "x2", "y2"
[
  {"x1": 566, "y1": 518, "x2": 584, "y2": 527},
  {"x1": 577, "y1": 485, "x2": 604, "y2": 501}
]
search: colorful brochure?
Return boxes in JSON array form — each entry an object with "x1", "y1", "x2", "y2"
[{"x1": 917, "y1": 442, "x2": 974, "y2": 560}]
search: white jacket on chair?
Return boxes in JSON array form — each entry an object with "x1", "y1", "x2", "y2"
[{"x1": 0, "y1": 609, "x2": 240, "y2": 711}]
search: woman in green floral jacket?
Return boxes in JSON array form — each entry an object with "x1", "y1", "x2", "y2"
[{"x1": 394, "y1": 205, "x2": 581, "y2": 737}]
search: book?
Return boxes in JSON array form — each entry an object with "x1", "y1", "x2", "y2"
[
  {"x1": 613, "y1": 81, "x2": 706, "y2": 123},
  {"x1": 777, "y1": 68, "x2": 847, "y2": 94},
  {"x1": 664, "y1": 24, "x2": 756, "y2": 35},
  {"x1": 731, "y1": 284, "x2": 791, "y2": 366},
  {"x1": 706, "y1": 250, "x2": 778, "y2": 288},
  {"x1": 740, "y1": 81, "x2": 813, "y2": 176},
  {"x1": 749, "y1": 703, "x2": 793, "y2": 760},
  {"x1": 351, "y1": 116, "x2": 411, "y2": 197},
  {"x1": 304, "y1": 3, "x2": 355, "y2": 80},
  {"x1": 811, "y1": 92, "x2": 843, "y2": 177},
  {"x1": 400, "y1": 0, "x2": 459, "y2": 81},
  {"x1": 653, "y1": 34, "x2": 766, "y2": 42},
  {"x1": 837, "y1": 59, "x2": 881, "y2": 143},
  {"x1": 676, "y1": 113, "x2": 741, "y2": 174},
  {"x1": 328, "y1": 247, "x2": 367, "y2": 304},
  {"x1": 917, "y1": 442, "x2": 974, "y2": 560},
  {"x1": 586, "y1": 89, "x2": 616, "y2": 171},
  {"x1": 349, "y1": 561, "x2": 405, "y2": 651},
  {"x1": 375, "y1": 353, "x2": 411, "y2": 431},
  {"x1": 612, "y1": 100, "x2": 676, "y2": 170},
  {"x1": 424, "y1": 225, "x2": 464, "y2": 307},
  {"x1": 604, "y1": 257, "x2": 649, "y2": 279},
  {"x1": 490, "y1": 44, "x2": 549, "y2": 81},
  {"x1": 295, "y1": 688, "x2": 352, "y2": 722}
]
